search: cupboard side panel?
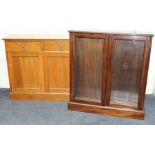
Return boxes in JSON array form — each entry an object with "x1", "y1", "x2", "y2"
[{"x1": 138, "y1": 38, "x2": 152, "y2": 110}]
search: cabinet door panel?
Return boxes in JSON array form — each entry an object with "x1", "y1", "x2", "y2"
[
  {"x1": 108, "y1": 37, "x2": 145, "y2": 106},
  {"x1": 44, "y1": 51, "x2": 69, "y2": 93},
  {"x1": 7, "y1": 52, "x2": 43, "y2": 93},
  {"x1": 73, "y1": 36, "x2": 106, "y2": 103}
]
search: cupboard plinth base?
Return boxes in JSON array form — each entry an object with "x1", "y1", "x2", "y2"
[
  {"x1": 10, "y1": 92, "x2": 69, "y2": 101},
  {"x1": 68, "y1": 102, "x2": 144, "y2": 120}
]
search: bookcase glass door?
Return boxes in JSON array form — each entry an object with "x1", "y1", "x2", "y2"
[
  {"x1": 110, "y1": 39, "x2": 145, "y2": 106},
  {"x1": 74, "y1": 37, "x2": 104, "y2": 102}
]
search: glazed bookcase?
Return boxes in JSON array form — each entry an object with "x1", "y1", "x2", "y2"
[{"x1": 68, "y1": 31, "x2": 153, "y2": 119}]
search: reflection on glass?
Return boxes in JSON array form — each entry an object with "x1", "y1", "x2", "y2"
[{"x1": 110, "y1": 40, "x2": 144, "y2": 106}]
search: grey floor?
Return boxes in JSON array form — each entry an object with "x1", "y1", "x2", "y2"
[{"x1": 0, "y1": 88, "x2": 155, "y2": 125}]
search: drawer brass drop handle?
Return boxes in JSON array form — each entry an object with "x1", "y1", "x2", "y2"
[
  {"x1": 21, "y1": 44, "x2": 25, "y2": 49},
  {"x1": 59, "y1": 44, "x2": 64, "y2": 51}
]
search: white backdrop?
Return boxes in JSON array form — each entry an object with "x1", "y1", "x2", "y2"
[{"x1": 0, "y1": 0, "x2": 155, "y2": 93}]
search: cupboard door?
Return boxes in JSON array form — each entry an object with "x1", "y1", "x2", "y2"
[
  {"x1": 70, "y1": 33, "x2": 107, "y2": 104},
  {"x1": 107, "y1": 35, "x2": 149, "y2": 108},
  {"x1": 43, "y1": 51, "x2": 69, "y2": 93},
  {"x1": 7, "y1": 51, "x2": 44, "y2": 93}
]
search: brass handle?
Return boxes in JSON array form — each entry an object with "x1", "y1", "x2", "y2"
[
  {"x1": 59, "y1": 44, "x2": 64, "y2": 51},
  {"x1": 21, "y1": 44, "x2": 25, "y2": 49}
]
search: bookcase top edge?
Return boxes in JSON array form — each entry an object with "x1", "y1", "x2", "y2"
[{"x1": 68, "y1": 30, "x2": 154, "y2": 37}]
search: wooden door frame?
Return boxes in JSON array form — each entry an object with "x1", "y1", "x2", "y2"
[
  {"x1": 69, "y1": 32, "x2": 109, "y2": 106},
  {"x1": 106, "y1": 34, "x2": 152, "y2": 110}
]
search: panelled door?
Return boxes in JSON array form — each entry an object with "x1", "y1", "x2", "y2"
[
  {"x1": 70, "y1": 32, "x2": 108, "y2": 105},
  {"x1": 43, "y1": 51, "x2": 69, "y2": 93},
  {"x1": 107, "y1": 35, "x2": 151, "y2": 110},
  {"x1": 7, "y1": 51, "x2": 44, "y2": 93}
]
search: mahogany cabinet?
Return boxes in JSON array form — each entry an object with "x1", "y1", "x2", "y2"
[
  {"x1": 68, "y1": 31, "x2": 153, "y2": 119},
  {"x1": 3, "y1": 35, "x2": 69, "y2": 101}
]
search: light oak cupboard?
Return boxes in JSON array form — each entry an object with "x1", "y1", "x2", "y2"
[
  {"x1": 3, "y1": 35, "x2": 69, "y2": 101},
  {"x1": 68, "y1": 31, "x2": 153, "y2": 119}
]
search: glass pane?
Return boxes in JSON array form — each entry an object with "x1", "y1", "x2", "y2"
[
  {"x1": 110, "y1": 39, "x2": 145, "y2": 106},
  {"x1": 74, "y1": 37, "x2": 104, "y2": 102}
]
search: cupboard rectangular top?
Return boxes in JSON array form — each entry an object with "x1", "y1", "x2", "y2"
[
  {"x1": 69, "y1": 30, "x2": 154, "y2": 37},
  {"x1": 3, "y1": 34, "x2": 69, "y2": 40}
]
